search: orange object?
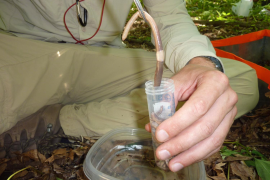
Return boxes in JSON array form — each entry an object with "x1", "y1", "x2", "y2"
[{"x1": 211, "y1": 30, "x2": 270, "y2": 89}]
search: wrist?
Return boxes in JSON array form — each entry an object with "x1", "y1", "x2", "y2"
[
  {"x1": 188, "y1": 56, "x2": 224, "y2": 72},
  {"x1": 188, "y1": 57, "x2": 216, "y2": 68}
]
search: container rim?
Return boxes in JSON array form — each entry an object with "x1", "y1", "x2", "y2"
[
  {"x1": 145, "y1": 78, "x2": 175, "y2": 95},
  {"x1": 83, "y1": 128, "x2": 151, "y2": 180},
  {"x1": 83, "y1": 127, "x2": 206, "y2": 180}
]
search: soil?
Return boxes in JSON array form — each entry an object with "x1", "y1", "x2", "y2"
[{"x1": 0, "y1": 17, "x2": 270, "y2": 180}]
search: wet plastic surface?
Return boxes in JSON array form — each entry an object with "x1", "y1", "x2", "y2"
[{"x1": 83, "y1": 128, "x2": 206, "y2": 180}]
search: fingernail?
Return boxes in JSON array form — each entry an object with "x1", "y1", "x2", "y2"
[
  {"x1": 171, "y1": 163, "x2": 184, "y2": 172},
  {"x1": 156, "y1": 129, "x2": 169, "y2": 142},
  {"x1": 158, "y1": 150, "x2": 171, "y2": 160}
]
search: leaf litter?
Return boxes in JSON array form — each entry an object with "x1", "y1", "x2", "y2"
[
  {"x1": 0, "y1": 12, "x2": 270, "y2": 179},
  {"x1": 0, "y1": 104, "x2": 269, "y2": 179}
]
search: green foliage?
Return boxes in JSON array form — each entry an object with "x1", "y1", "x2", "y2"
[
  {"x1": 186, "y1": 0, "x2": 270, "y2": 24},
  {"x1": 265, "y1": 65, "x2": 270, "y2": 70},
  {"x1": 255, "y1": 159, "x2": 270, "y2": 180},
  {"x1": 220, "y1": 146, "x2": 239, "y2": 159},
  {"x1": 245, "y1": 160, "x2": 256, "y2": 167},
  {"x1": 221, "y1": 142, "x2": 270, "y2": 180}
]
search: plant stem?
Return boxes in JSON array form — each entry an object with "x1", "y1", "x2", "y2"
[
  {"x1": 223, "y1": 141, "x2": 246, "y2": 148},
  {"x1": 7, "y1": 166, "x2": 32, "y2": 180},
  {"x1": 227, "y1": 162, "x2": 230, "y2": 180}
]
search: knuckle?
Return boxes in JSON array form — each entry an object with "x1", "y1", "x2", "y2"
[
  {"x1": 200, "y1": 121, "x2": 215, "y2": 137},
  {"x1": 209, "y1": 71, "x2": 229, "y2": 86},
  {"x1": 186, "y1": 153, "x2": 199, "y2": 164},
  {"x1": 171, "y1": 141, "x2": 184, "y2": 154},
  {"x1": 219, "y1": 73, "x2": 229, "y2": 86},
  {"x1": 192, "y1": 99, "x2": 208, "y2": 116},
  {"x1": 231, "y1": 90, "x2": 238, "y2": 105},
  {"x1": 233, "y1": 106, "x2": 238, "y2": 117},
  {"x1": 211, "y1": 136, "x2": 223, "y2": 150}
]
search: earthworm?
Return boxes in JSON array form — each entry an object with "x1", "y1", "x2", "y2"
[{"x1": 122, "y1": 11, "x2": 164, "y2": 87}]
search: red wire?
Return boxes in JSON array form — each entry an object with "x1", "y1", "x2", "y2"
[{"x1": 63, "y1": 0, "x2": 106, "y2": 45}]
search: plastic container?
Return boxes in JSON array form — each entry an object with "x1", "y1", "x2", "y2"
[
  {"x1": 145, "y1": 78, "x2": 175, "y2": 170},
  {"x1": 83, "y1": 128, "x2": 206, "y2": 180},
  {"x1": 232, "y1": 0, "x2": 253, "y2": 17}
]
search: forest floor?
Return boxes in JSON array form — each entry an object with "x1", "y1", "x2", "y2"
[{"x1": 1, "y1": 4, "x2": 270, "y2": 180}]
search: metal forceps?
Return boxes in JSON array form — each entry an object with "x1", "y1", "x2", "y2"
[
  {"x1": 76, "y1": 0, "x2": 88, "y2": 27},
  {"x1": 133, "y1": 0, "x2": 148, "y2": 23}
]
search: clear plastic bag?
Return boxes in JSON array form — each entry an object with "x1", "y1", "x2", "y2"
[{"x1": 232, "y1": 0, "x2": 253, "y2": 17}]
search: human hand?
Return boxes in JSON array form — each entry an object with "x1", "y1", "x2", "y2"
[{"x1": 145, "y1": 57, "x2": 238, "y2": 172}]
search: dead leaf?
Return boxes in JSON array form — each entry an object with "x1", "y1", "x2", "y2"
[
  {"x1": 69, "y1": 149, "x2": 74, "y2": 161},
  {"x1": 53, "y1": 163, "x2": 65, "y2": 174},
  {"x1": 73, "y1": 146, "x2": 88, "y2": 157},
  {"x1": 265, "y1": 91, "x2": 270, "y2": 98},
  {"x1": 0, "y1": 158, "x2": 9, "y2": 164},
  {"x1": 40, "y1": 163, "x2": 51, "y2": 175},
  {"x1": 0, "y1": 163, "x2": 7, "y2": 176},
  {"x1": 38, "y1": 152, "x2": 46, "y2": 163},
  {"x1": 213, "y1": 162, "x2": 226, "y2": 178},
  {"x1": 12, "y1": 170, "x2": 28, "y2": 179},
  {"x1": 208, "y1": 176, "x2": 227, "y2": 180},
  {"x1": 76, "y1": 167, "x2": 88, "y2": 180},
  {"x1": 230, "y1": 161, "x2": 255, "y2": 180},
  {"x1": 53, "y1": 148, "x2": 68, "y2": 155},
  {"x1": 225, "y1": 154, "x2": 253, "y2": 161},
  {"x1": 204, "y1": 152, "x2": 223, "y2": 166},
  {"x1": 53, "y1": 148, "x2": 69, "y2": 159},
  {"x1": 45, "y1": 155, "x2": 55, "y2": 163},
  {"x1": 22, "y1": 149, "x2": 39, "y2": 161}
]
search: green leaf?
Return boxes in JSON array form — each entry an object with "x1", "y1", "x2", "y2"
[
  {"x1": 251, "y1": 150, "x2": 267, "y2": 160},
  {"x1": 245, "y1": 160, "x2": 256, "y2": 167},
  {"x1": 56, "y1": 178, "x2": 63, "y2": 180},
  {"x1": 255, "y1": 158, "x2": 270, "y2": 180},
  {"x1": 264, "y1": 65, "x2": 270, "y2": 70},
  {"x1": 220, "y1": 146, "x2": 239, "y2": 158}
]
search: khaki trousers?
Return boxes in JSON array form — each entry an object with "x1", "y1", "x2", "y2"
[{"x1": 0, "y1": 33, "x2": 259, "y2": 136}]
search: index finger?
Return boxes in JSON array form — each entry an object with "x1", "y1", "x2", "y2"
[{"x1": 155, "y1": 71, "x2": 229, "y2": 142}]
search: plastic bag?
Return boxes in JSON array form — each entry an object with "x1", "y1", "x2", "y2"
[{"x1": 232, "y1": 0, "x2": 253, "y2": 17}]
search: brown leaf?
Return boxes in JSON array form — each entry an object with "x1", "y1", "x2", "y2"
[
  {"x1": 230, "y1": 161, "x2": 255, "y2": 180},
  {"x1": 225, "y1": 154, "x2": 253, "y2": 161},
  {"x1": 76, "y1": 167, "x2": 88, "y2": 180},
  {"x1": 265, "y1": 91, "x2": 270, "y2": 98},
  {"x1": 0, "y1": 163, "x2": 7, "y2": 176},
  {"x1": 69, "y1": 149, "x2": 74, "y2": 161},
  {"x1": 12, "y1": 170, "x2": 28, "y2": 179},
  {"x1": 38, "y1": 152, "x2": 46, "y2": 163},
  {"x1": 204, "y1": 152, "x2": 223, "y2": 166},
  {"x1": 0, "y1": 158, "x2": 9, "y2": 164},
  {"x1": 73, "y1": 146, "x2": 88, "y2": 157},
  {"x1": 208, "y1": 176, "x2": 227, "y2": 180},
  {"x1": 53, "y1": 163, "x2": 65, "y2": 174},
  {"x1": 213, "y1": 162, "x2": 226, "y2": 178},
  {"x1": 22, "y1": 149, "x2": 39, "y2": 161},
  {"x1": 48, "y1": 172, "x2": 57, "y2": 180},
  {"x1": 40, "y1": 164, "x2": 51, "y2": 175},
  {"x1": 45, "y1": 155, "x2": 55, "y2": 163},
  {"x1": 53, "y1": 148, "x2": 68, "y2": 155}
]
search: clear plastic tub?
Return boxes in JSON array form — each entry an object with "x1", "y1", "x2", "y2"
[{"x1": 83, "y1": 128, "x2": 206, "y2": 180}]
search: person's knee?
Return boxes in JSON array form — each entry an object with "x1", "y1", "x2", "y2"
[{"x1": 232, "y1": 67, "x2": 259, "y2": 119}]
